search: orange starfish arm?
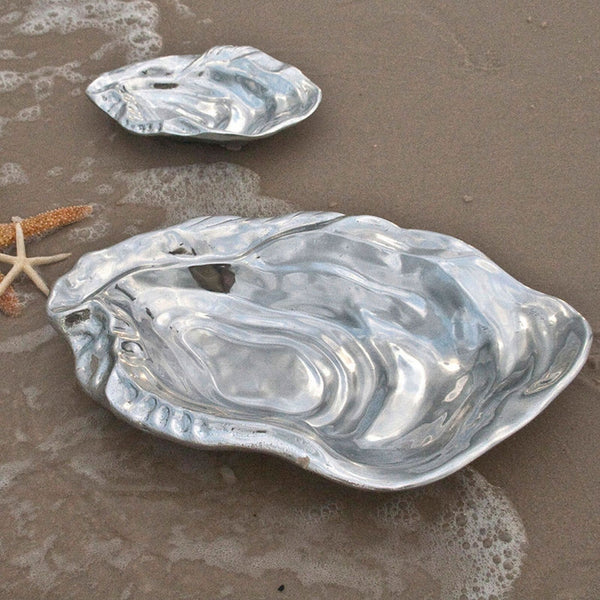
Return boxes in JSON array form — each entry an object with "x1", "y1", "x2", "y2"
[
  {"x1": 0, "y1": 223, "x2": 14, "y2": 248},
  {"x1": 0, "y1": 273, "x2": 22, "y2": 317},
  {"x1": 0, "y1": 205, "x2": 93, "y2": 248}
]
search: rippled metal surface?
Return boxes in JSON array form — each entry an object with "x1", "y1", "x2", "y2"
[
  {"x1": 47, "y1": 213, "x2": 591, "y2": 490},
  {"x1": 86, "y1": 46, "x2": 321, "y2": 143}
]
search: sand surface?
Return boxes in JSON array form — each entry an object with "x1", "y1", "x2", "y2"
[{"x1": 0, "y1": 1, "x2": 598, "y2": 598}]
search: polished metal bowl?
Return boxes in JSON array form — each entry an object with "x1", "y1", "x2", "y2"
[
  {"x1": 48, "y1": 213, "x2": 591, "y2": 490},
  {"x1": 86, "y1": 46, "x2": 322, "y2": 143}
]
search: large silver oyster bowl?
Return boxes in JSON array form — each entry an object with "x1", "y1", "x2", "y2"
[
  {"x1": 86, "y1": 46, "x2": 322, "y2": 143},
  {"x1": 47, "y1": 213, "x2": 591, "y2": 490}
]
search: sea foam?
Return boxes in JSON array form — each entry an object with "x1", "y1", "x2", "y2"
[
  {"x1": 114, "y1": 162, "x2": 294, "y2": 225},
  {"x1": 165, "y1": 467, "x2": 526, "y2": 599},
  {"x1": 13, "y1": 0, "x2": 162, "y2": 61}
]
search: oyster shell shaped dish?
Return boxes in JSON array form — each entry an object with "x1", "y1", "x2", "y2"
[
  {"x1": 86, "y1": 46, "x2": 322, "y2": 143},
  {"x1": 48, "y1": 213, "x2": 591, "y2": 490}
]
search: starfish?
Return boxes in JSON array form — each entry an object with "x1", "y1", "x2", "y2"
[
  {"x1": 0, "y1": 205, "x2": 94, "y2": 247},
  {"x1": 0, "y1": 205, "x2": 93, "y2": 316},
  {"x1": 0, "y1": 218, "x2": 71, "y2": 298}
]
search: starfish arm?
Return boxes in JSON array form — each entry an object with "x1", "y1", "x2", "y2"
[
  {"x1": 0, "y1": 252, "x2": 17, "y2": 264},
  {"x1": 15, "y1": 221, "x2": 26, "y2": 256},
  {"x1": 29, "y1": 252, "x2": 71, "y2": 265},
  {"x1": 1, "y1": 205, "x2": 93, "y2": 249},
  {"x1": 22, "y1": 263, "x2": 50, "y2": 295},
  {"x1": 22, "y1": 205, "x2": 93, "y2": 243},
  {"x1": 0, "y1": 265, "x2": 20, "y2": 296},
  {"x1": 0, "y1": 223, "x2": 13, "y2": 248}
]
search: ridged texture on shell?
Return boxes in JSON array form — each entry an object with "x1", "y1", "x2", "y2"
[
  {"x1": 86, "y1": 46, "x2": 321, "y2": 142},
  {"x1": 47, "y1": 213, "x2": 591, "y2": 489}
]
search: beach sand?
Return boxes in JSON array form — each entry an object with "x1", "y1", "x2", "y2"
[{"x1": 0, "y1": 1, "x2": 598, "y2": 598}]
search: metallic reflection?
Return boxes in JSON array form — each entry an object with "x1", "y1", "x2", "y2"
[
  {"x1": 48, "y1": 213, "x2": 592, "y2": 489},
  {"x1": 86, "y1": 46, "x2": 321, "y2": 143}
]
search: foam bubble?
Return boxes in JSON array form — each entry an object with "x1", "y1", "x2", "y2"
[
  {"x1": 114, "y1": 162, "x2": 294, "y2": 226},
  {"x1": 0, "y1": 69, "x2": 27, "y2": 92},
  {"x1": 22, "y1": 385, "x2": 42, "y2": 410},
  {"x1": 375, "y1": 468, "x2": 527, "y2": 599},
  {"x1": 167, "y1": 0, "x2": 195, "y2": 18},
  {"x1": 69, "y1": 157, "x2": 95, "y2": 182},
  {"x1": 46, "y1": 166, "x2": 63, "y2": 177},
  {"x1": 0, "y1": 162, "x2": 28, "y2": 186},
  {"x1": 294, "y1": 500, "x2": 344, "y2": 524},
  {"x1": 66, "y1": 219, "x2": 111, "y2": 242},
  {"x1": 66, "y1": 202, "x2": 111, "y2": 242},
  {"x1": 77, "y1": 157, "x2": 95, "y2": 169},
  {"x1": 15, "y1": 105, "x2": 41, "y2": 121},
  {"x1": 122, "y1": 223, "x2": 142, "y2": 236},
  {"x1": 95, "y1": 183, "x2": 114, "y2": 195},
  {"x1": 70, "y1": 170, "x2": 92, "y2": 183},
  {"x1": 0, "y1": 49, "x2": 36, "y2": 59},
  {"x1": 0, "y1": 11, "x2": 22, "y2": 26}
]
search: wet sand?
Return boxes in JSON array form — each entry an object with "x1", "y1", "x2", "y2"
[{"x1": 0, "y1": 1, "x2": 598, "y2": 598}]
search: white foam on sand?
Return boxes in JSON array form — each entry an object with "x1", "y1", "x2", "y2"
[
  {"x1": 94, "y1": 183, "x2": 114, "y2": 195},
  {"x1": 66, "y1": 217, "x2": 111, "y2": 243},
  {"x1": 15, "y1": 104, "x2": 40, "y2": 121},
  {"x1": 0, "y1": 162, "x2": 28, "y2": 186},
  {"x1": 0, "y1": 61, "x2": 84, "y2": 136},
  {"x1": 64, "y1": 201, "x2": 111, "y2": 243},
  {"x1": 22, "y1": 385, "x2": 42, "y2": 410},
  {"x1": 375, "y1": 468, "x2": 527, "y2": 599},
  {"x1": 0, "y1": 11, "x2": 23, "y2": 26},
  {"x1": 11, "y1": 0, "x2": 162, "y2": 62},
  {"x1": 166, "y1": 0, "x2": 195, "y2": 19},
  {"x1": 46, "y1": 166, "x2": 63, "y2": 177},
  {"x1": 0, "y1": 62, "x2": 85, "y2": 99},
  {"x1": 0, "y1": 49, "x2": 36, "y2": 60},
  {"x1": 114, "y1": 162, "x2": 295, "y2": 225},
  {"x1": 0, "y1": 0, "x2": 162, "y2": 143},
  {"x1": 0, "y1": 1, "x2": 162, "y2": 139},
  {"x1": 166, "y1": 468, "x2": 526, "y2": 599},
  {"x1": 0, "y1": 325, "x2": 56, "y2": 354}
]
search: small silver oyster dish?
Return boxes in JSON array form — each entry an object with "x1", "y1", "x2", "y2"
[
  {"x1": 86, "y1": 46, "x2": 322, "y2": 143},
  {"x1": 47, "y1": 213, "x2": 591, "y2": 490}
]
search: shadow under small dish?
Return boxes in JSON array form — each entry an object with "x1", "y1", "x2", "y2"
[{"x1": 47, "y1": 213, "x2": 591, "y2": 490}]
